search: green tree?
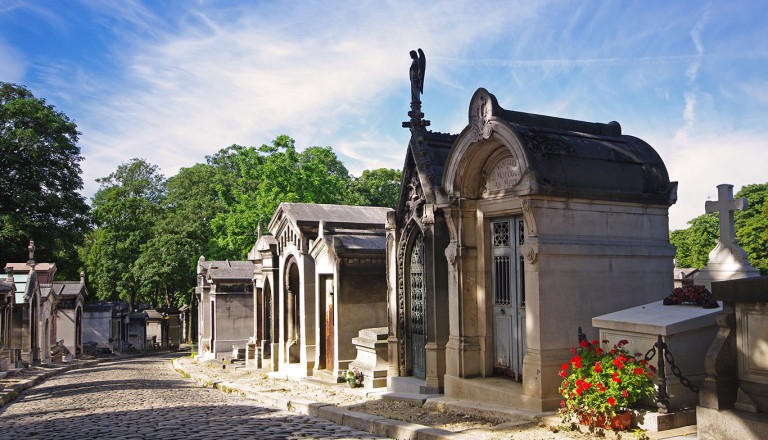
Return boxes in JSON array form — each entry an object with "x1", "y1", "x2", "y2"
[
  {"x1": 670, "y1": 213, "x2": 718, "y2": 268},
  {"x1": 346, "y1": 168, "x2": 402, "y2": 209},
  {"x1": 82, "y1": 159, "x2": 165, "y2": 305},
  {"x1": 734, "y1": 183, "x2": 768, "y2": 273},
  {"x1": 211, "y1": 135, "x2": 352, "y2": 257},
  {"x1": 133, "y1": 163, "x2": 227, "y2": 308},
  {"x1": 0, "y1": 82, "x2": 90, "y2": 277}
]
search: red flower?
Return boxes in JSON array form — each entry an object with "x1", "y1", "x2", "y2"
[
  {"x1": 608, "y1": 397, "x2": 616, "y2": 406},
  {"x1": 594, "y1": 347, "x2": 603, "y2": 355},
  {"x1": 592, "y1": 340, "x2": 600, "y2": 346},
  {"x1": 561, "y1": 363, "x2": 568, "y2": 371},
  {"x1": 634, "y1": 367, "x2": 644, "y2": 375},
  {"x1": 580, "y1": 340, "x2": 589, "y2": 348},
  {"x1": 559, "y1": 370, "x2": 567, "y2": 378},
  {"x1": 560, "y1": 399, "x2": 566, "y2": 408},
  {"x1": 622, "y1": 389, "x2": 629, "y2": 398},
  {"x1": 612, "y1": 358, "x2": 625, "y2": 369},
  {"x1": 612, "y1": 373, "x2": 621, "y2": 383}
]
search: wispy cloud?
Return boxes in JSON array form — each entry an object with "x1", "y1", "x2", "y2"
[{"x1": 685, "y1": 4, "x2": 711, "y2": 82}]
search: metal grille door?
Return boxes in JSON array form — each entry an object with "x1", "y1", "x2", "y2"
[
  {"x1": 409, "y1": 234, "x2": 426, "y2": 378},
  {"x1": 491, "y1": 217, "x2": 526, "y2": 380}
]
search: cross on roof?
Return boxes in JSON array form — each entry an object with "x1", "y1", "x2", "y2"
[{"x1": 705, "y1": 184, "x2": 747, "y2": 246}]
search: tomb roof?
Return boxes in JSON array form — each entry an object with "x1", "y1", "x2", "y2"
[
  {"x1": 52, "y1": 281, "x2": 87, "y2": 298},
  {"x1": 145, "y1": 309, "x2": 164, "y2": 320},
  {"x1": 269, "y1": 203, "x2": 390, "y2": 232},
  {"x1": 201, "y1": 260, "x2": 254, "y2": 281},
  {"x1": 332, "y1": 234, "x2": 387, "y2": 253},
  {"x1": 445, "y1": 88, "x2": 677, "y2": 205}
]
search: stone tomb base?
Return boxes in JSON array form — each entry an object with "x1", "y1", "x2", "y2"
[
  {"x1": 697, "y1": 406, "x2": 768, "y2": 440},
  {"x1": 349, "y1": 327, "x2": 388, "y2": 388},
  {"x1": 593, "y1": 300, "x2": 720, "y2": 410}
]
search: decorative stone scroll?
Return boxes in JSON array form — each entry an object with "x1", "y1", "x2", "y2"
[{"x1": 481, "y1": 156, "x2": 522, "y2": 194}]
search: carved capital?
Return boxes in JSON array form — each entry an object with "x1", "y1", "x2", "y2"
[{"x1": 422, "y1": 204, "x2": 435, "y2": 225}]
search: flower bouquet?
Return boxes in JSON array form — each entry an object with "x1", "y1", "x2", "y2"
[
  {"x1": 341, "y1": 367, "x2": 364, "y2": 388},
  {"x1": 663, "y1": 285, "x2": 718, "y2": 308},
  {"x1": 558, "y1": 339, "x2": 656, "y2": 430}
]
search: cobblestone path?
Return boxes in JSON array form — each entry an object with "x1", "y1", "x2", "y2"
[{"x1": 0, "y1": 354, "x2": 384, "y2": 439}]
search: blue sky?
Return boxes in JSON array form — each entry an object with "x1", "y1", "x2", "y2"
[{"x1": 2, "y1": 0, "x2": 766, "y2": 230}]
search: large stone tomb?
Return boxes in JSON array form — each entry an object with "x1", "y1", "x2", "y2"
[{"x1": 697, "y1": 276, "x2": 768, "y2": 440}]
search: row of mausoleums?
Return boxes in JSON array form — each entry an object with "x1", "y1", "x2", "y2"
[
  {"x1": 0, "y1": 243, "x2": 188, "y2": 372},
  {"x1": 0, "y1": 243, "x2": 87, "y2": 369},
  {"x1": 195, "y1": 80, "x2": 685, "y2": 411}
]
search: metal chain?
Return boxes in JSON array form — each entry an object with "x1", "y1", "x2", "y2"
[
  {"x1": 644, "y1": 345, "x2": 657, "y2": 362},
  {"x1": 664, "y1": 348, "x2": 700, "y2": 393}
]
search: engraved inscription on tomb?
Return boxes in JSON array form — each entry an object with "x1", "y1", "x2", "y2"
[{"x1": 483, "y1": 156, "x2": 521, "y2": 193}]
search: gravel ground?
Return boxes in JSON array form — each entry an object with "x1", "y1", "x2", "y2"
[{"x1": 174, "y1": 356, "x2": 604, "y2": 439}]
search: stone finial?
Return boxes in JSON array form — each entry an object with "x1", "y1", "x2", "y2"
[
  {"x1": 5, "y1": 266, "x2": 13, "y2": 283},
  {"x1": 705, "y1": 184, "x2": 747, "y2": 248},
  {"x1": 80, "y1": 271, "x2": 86, "y2": 284},
  {"x1": 27, "y1": 239, "x2": 36, "y2": 267},
  {"x1": 318, "y1": 220, "x2": 326, "y2": 239}
]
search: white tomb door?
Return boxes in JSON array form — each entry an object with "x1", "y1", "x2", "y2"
[
  {"x1": 409, "y1": 233, "x2": 427, "y2": 378},
  {"x1": 490, "y1": 217, "x2": 526, "y2": 380}
]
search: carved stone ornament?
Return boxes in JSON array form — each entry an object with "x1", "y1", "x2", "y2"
[
  {"x1": 468, "y1": 89, "x2": 494, "y2": 141},
  {"x1": 445, "y1": 241, "x2": 458, "y2": 265},
  {"x1": 523, "y1": 244, "x2": 538, "y2": 264}
]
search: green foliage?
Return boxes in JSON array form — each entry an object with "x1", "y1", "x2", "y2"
[
  {"x1": 345, "y1": 168, "x2": 402, "y2": 209},
  {"x1": 669, "y1": 213, "x2": 718, "y2": 268},
  {"x1": 671, "y1": 183, "x2": 768, "y2": 274},
  {"x1": 734, "y1": 183, "x2": 768, "y2": 274},
  {"x1": 82, "y1": 159, "x2": 165, "y2": 304},
  {"x1": 0, "y1": 82, "x2": 90, "y2": 278},
  {"x1": 210, "y1": 135, "x2": 353, "y2": 257}
]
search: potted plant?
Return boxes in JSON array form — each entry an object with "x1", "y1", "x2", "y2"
[
  {"x1": 558, "y1": 339, "x2": 657, "y2": 431},
  {"x1": 340, "y1": 367, "x2": 364, "y2": 388}
]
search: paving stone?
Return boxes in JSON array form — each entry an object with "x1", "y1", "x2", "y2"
[{"x1": 0, "y1": 354, "x2": 384, "y2": 439}]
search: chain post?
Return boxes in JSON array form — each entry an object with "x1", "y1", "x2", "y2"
[
  {"x1": 655, "y1": 334, "x2": 670, "y2": 414},
  {"x1": 577, "y1": 326, "x2": 587, "y2": 343}
]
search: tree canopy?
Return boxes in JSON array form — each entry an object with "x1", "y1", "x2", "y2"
[
  {"x1": 0, "y1": 82, "x2": 90, "y2": 279},
  {"x1": 79, "y1": 137, "x2": 401, "y2": 306}
]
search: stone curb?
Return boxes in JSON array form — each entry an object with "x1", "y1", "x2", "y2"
[
  {"x1": 0, "y1": 360, "x2": 99, "y2": 408},
  {"x1": 172, "y1": 359, "x2": 472, "y2": 440}
]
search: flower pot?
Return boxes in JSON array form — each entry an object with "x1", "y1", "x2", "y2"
[{"x1": 578, "y1": 411, "x2": 632, "y2": 431}]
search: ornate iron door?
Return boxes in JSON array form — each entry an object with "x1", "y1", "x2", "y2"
[
  {"x1": 490, "y1": 217, "x2": 526, "y2": 380},
  {"x1": 409, "y1": 234, "x2": 426, "y2": 378}
]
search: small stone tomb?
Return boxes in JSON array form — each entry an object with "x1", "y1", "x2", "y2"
[
  {"x1": 349, "y1": 327, "x2": 389, "y2": 388},
  {"x1": 593, "y1": 301, "x2": 720, "y2": 411},
  {"x1": 697, "y1": 276, "x2": 768, "y2": 440}
]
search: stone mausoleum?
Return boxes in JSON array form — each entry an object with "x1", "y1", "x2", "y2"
[
  {"x1": 386, "y1": 49, "x2": 678, "y2": 411},
  {"x1": 266, "y1": 203, "x2": 390, "y2": 380}
]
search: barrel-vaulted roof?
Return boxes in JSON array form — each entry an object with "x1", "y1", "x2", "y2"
[{"x1": 444, "y1": 88, "x2": 677, "y2": 205}]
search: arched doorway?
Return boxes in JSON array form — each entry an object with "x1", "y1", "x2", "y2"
[
  {"x1": 263, "y1": 280, "x2": 272, "y2": 359},
  {"x1": 284, "y1": 258, "x2": 300, "y2": 363},
  {"x1": 407, "y1": 232, "x2": 426, "y2": 378}
]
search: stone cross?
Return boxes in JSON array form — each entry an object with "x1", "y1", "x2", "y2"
[{"x1": 705, "y1": 184, "x2": 747, "y2": 246}]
